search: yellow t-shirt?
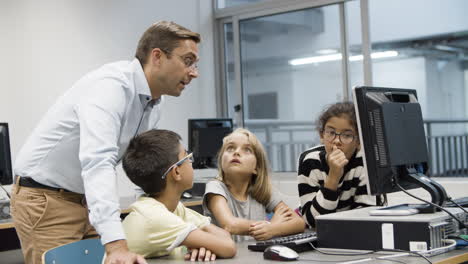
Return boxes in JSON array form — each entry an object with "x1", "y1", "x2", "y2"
[{"x1": 122, "y1": 197, "x2": 211, "y2": 258}]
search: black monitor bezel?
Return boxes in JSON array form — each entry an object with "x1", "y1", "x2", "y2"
[
  {"x1": 0, "y1": 123, "x2": 13, "y2": 185},
  {"x1": 353, "y1": 86, "x2": 427, "y2": 196},
  {"x1": 188, "y1": 118, "x2": 233, "y2": 169}
]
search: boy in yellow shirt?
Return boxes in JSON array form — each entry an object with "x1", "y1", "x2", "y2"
[{"x1": 122, "y1": 129, "x2": 236, "y2": 261}]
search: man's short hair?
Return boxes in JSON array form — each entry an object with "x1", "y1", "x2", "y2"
[
  {"x1": 123, "y1": 129, "x2": 181, "y2": 195},
  {"x1": 135, "y1": 21, "x2": 201, "y2": 66}
]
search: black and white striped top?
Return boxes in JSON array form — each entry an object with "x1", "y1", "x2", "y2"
[{"x1": 297, "y1": 145, "x2": 377, "y2": 227}]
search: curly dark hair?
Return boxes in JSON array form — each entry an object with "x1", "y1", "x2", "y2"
[{"x1": 316, "y1": 101, "x2": 357, "y2": 135}]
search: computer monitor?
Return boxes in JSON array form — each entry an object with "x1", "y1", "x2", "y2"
[
  {"x1": 188, "y1": 118, "x2": 233, "y2": 169},
  {"x1": 0, "y1": 123, "x2": 13, "y2": 185},
  {"x1": 353, "y1": 86, "x2": 447, "y2": 213}
]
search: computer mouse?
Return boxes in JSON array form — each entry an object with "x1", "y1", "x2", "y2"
[
  {"x1": 263, "y1": 245, "x2": 299, "y2": 261},
  {"x1": 181, "y1": 191, "x2": 193, "y2": 199}
]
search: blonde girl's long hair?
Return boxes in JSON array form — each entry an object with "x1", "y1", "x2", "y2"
[{"x1": 216, "y1": 128, "x2": 272, "y2": 206}]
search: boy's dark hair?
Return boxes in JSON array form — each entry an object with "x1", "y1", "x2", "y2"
[
  {"x1": 316, "y1": 101, "x2": 357, "y2": 135},
  {"x1": 122, "y1": 129, "x2": 181, "y2": 196}
]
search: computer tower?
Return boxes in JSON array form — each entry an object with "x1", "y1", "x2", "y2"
[{"x1": 316, "y1": 206, "x2": 466, "y2": 252}]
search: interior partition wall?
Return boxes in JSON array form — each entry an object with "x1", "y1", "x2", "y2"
[
  {"x1": 214, "y1": 0, "x2": 468, "y2": 176},
  {"x1": 214, "y1": 0, "x2": 369, "y2": 172}
]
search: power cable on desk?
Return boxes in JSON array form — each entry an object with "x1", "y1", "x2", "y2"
[
  {"x1": 395, "y1": 182, "x2": 466, "y2": 230},
  {"x1": 308, "y1": 242, "x2": 376, "y2": 256},
  {"x1": 307, "y1": 242, "x2": 431, "y2": 264},
  {"x1": 299, "y1": 256, "x2": 408, "y2": 264},
  {"x1": 446, "y1": 197, "x2": 468, "y2": 214},
  {"x1": 384, "y1": 249, "x2": 432, "y2": 264}
]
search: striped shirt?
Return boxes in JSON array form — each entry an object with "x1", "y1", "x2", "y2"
[{"x1": 297, "y1": 145, "x2": 377, "y2": 227}]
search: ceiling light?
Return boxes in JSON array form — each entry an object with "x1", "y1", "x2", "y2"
[
  {"x1": 316, "y1": 48, "x2": 338, "y2": 55},
  {"x1": 289, "y1": 50, "x2": 399, "y2": 66}
]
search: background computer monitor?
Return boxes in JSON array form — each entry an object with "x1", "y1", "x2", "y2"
[
  {"x1": 0, "y1": 123, "x2": 13, "y2": 185},
  {"x1": 353, "y1": 86, "x2": 446, "y2": 210},
  {"x1": 188, "y1": 118, "x2": 233, "y2": 169}
]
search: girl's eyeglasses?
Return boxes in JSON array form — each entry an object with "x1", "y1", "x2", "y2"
[{"x1": 323, "y1": 129, "x2": 356, "y2": 144}]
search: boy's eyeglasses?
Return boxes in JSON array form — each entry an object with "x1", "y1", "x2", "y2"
[
  {"x1": 323, "y1": 129, "x2": 356, "y2": 144},
  {"x1": 161, "y1": 152, "x2": 194, "y2": 179}
]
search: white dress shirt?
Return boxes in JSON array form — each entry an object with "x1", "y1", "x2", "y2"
[{"x1": 14, "y1": 58, "x2": 163, "y2": 244}]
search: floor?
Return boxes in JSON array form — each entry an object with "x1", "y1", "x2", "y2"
[{"x1": 0, "y1": 249, "x2": 24, "y2": 264}]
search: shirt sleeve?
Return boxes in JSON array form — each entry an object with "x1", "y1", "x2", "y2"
[
  {"x1": 176, "y1": 202, "x2": 211, "y2": 228},
  {"x1": 266, "y1": 187, "x2": 283, "y2": 213},
  {"x1": 75, "y1": 78, "x2": 130, "y2": 244},
  {"x1": 297, "y1": 153, "x2": 340, "y2": 227},
  {"x1": 123, "y1": 202, "x2": 198, "y2": 256},
  {"x1": 353, "y1": 167, "x2": 377, "y2": 207},
  {"x1": 202, "y1": 180, "x2": 229, "y2": 215}
]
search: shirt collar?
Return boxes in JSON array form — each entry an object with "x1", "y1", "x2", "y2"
[{"x1": 130, "y1": 58, "x2": 162, "y2": 108}]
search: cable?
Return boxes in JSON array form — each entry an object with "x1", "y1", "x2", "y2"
[
  {"x1": 0, "y1": 184, "x2": 11, "y2": 199},
  {"x1": 299, "y1": 257, "x2": 364, "y2": 263},
  {"x1": 384, "y1": 249, "x2": 432, "y2": 264},
  {"x1": 419, "y1": 239, "x2": 457, "y2": 256},
  {"x1": 446, "y1": 197, "x2": 468, "y2": 214},
  {"x1": 334, "y1": 253, "x2": 409, "y2": 264},
  {"x1": 395, "y1": 182, "x2": 466, "y2": 229},
  {"x1": 308, "y1": 242, "x2": 375, "y2": 256},
  {"x1": 447, "y1": 235, "x2": 468, "y2": 243}
]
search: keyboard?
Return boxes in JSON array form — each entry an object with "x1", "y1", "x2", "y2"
[
  {"x1": 446, "y1": 197, "x2": 468, "y2": 207},
  {"x1": 247, "y1": 232, "x2": 318, "y2": 253}
]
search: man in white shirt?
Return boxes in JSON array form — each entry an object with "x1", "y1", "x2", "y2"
[{"x1": 11, "y1": 21, "x2": 200, "y2": 264}]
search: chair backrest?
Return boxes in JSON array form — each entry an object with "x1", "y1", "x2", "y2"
[{"x1": 42, "y1": 238, "x2": 104, "y2": 264}]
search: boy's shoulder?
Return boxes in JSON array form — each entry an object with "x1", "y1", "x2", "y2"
[{"x1": 130, "y1": 197, "x2": 176, "y2": 218}]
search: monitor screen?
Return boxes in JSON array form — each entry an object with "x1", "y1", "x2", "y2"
[
  {"x1": 0, "y1": 123, "x2": 13, "y2": 185},
  {"x1": 188, "y1": 118, "x2": 233, "y2": 169},
  {"x1": 353, "y1": 86, "x2": 429, "y2": 195}
]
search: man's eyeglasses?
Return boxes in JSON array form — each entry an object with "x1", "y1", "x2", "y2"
[
  {"x1": 161, "y1": 49, "x2": 198, "y2": 72},
  {"x1": 177, "y1": 55, "x2": 198, "y2": 72},
  {"x1": 161, "y1": 152, "x2": 194, "y2": 179},
  {"x1": 323, "y1": 129, "x2": 356, "y2": 144}
]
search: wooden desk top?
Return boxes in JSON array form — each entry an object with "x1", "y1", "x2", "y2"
[
  {"x1": 0, "y1": 221, "x2": 14, "y2": 229},
  {"x1": 145, "y1": 241, "x2": 468, "y2": 264}
]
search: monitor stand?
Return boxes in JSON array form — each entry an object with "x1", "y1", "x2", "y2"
[{"x1": 387, "y1": 168, "x2": 448, "y2": 214}]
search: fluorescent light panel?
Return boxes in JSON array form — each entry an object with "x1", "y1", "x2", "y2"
[{"x1": 289, "y1": 50, "x2": 398, "y2": 66}]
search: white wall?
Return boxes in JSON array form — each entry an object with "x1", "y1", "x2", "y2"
[{"x1": 0, "y1": 0, "x2": 216, "y2": 197}]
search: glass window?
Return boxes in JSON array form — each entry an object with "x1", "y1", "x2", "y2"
[
  {"x1": 217, "y1": 0, "x2": 269, "y2": 9},
  {"x1": 236, "y1": 5, "x2": 344, "y2": 171},
  {"x1": 346, "y1": 0, "x2": 364, "y2": 91},
  {"x1": 369, "y1": 0, "x2": 468, "y2": 177},
  {"x1": 223, "y1": 23, "x2": 238, "y2": 122}
]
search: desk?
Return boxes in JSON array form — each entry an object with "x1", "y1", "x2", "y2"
[{"x1": 146, "y1": 241, "x2": 468, "y2": 264}]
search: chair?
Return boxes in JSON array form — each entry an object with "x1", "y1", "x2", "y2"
[{"x1": 42, "y1": 238, "x2": 104, "y2": 264}]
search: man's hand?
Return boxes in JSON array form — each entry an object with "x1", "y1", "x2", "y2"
[
  {"x1": 249, "y1": 221, "x2": 275, "y2": 241},
  {"x1": 270, "y1": 204, "x2": 293, "y2": 224},
  {"x1": 184, "y1": 247, "x2": 216, "y2": 262},
  {"x1": 105, "y1": 240, "x2": 147, "y2": 264}
]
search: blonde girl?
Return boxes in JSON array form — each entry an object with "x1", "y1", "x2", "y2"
[{"x1": 202, "y1": 128, "x2": 305, "y2": 242}]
